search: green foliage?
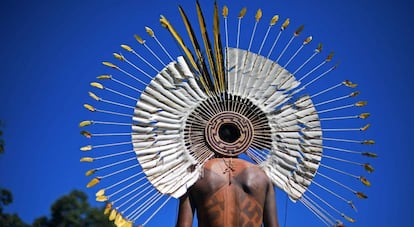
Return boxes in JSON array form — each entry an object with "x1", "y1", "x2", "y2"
[
  {"x1": 0, "y1": 213, "x2": 30, "y2": 227},
  {"x1": 0, "y1": 189, "x2": 29, "y2": 227},
  {"x1": 0, "y1": 189, "x2": 12, "y2": 209},
  {"x1": 32, "y1": 190, "x2": 115, "y2": 227},
  {"x1": 0, "y1": 121, "x2": 112, "y2": 226},
  {"x1": 32, "y1": 216, "x2": 49, "y2": 227},
  {"x1": 0, "y1": 121, "x2": 27, "y2": 227},
  {"x1": 0, "y1": 183, "x2": 113, "y2": 226}
]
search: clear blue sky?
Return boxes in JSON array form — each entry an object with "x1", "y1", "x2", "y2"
[{"x1": 0, "y1": 0, "x2": 413, "y2": 226}]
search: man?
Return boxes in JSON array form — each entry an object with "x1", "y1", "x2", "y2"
[{"x1": 176, "y1": 157, "x2": 279, "y2": 227}]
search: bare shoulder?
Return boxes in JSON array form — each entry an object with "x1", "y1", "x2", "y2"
[
  {"x1": 235, "y1": 159, "x2": 267, "y2": 173},
  {"x1": 231, "y1": 159, "x2": 271, "y2": 185}
]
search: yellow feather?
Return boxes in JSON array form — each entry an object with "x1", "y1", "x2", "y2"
[
  {"x1": 113, "y1": 53, "x2": 124, "y2": 61},
  {"x1": 80, "y1": 157, "x2": 94, "y2": 162},
  {"x1": 120, "y1": 45, "x2": 132, "y2": 52},
  {"x1": 134, "y1": 34, "x2": 145, "y2": 44},
  {"x1": 159, "y1": 15, "x2": 168, "y2": 28},
  {"x1": 159, "y1": 15, "x2": 200, "y2": 75},
  {"x1": 178, "y1": 6, "x2": 204, "y2": 69},
  {"x1": 104, "y1": 203, "x2": 112, "y2": 215},
  {"x1": 196, "y1": 1, "x2": 218, "y2": 91},
  {"x1": 96, "y1": 189, "x2": 105, "y2": 197},
  {"x1": 174, "y1": 8, "x2": 212, "y2": 92},
  {"x1": 362, "y1": 140, "x2": 375, "y2": 145},
  {"x1": 85, "y1": 169, "x2": 97, "y2": 176},
  {"x1": 362, "y1": 152, "x2": 378, "y2": 158},
  {"x1": 363, "y1": 163, "x2": 375, "y2": 173},
  {"x1": 145, "y1": 27, "x2": 154, "y2": 37},
  {"x1": 359, "y1": 113, "x2": 370, "y2": 119},
  {"x1": 80, "y1": 145, "x2": 92, "y2": 151},
  {"x1": 88, "y1": 92, "x2": 100, "y2": 101},
  {"x1": 356, "y1": 192, "x2": 368, "y2": 199},
  {"x1": 114, "y1": 213, "x2": 123, "y2": 226},
  {"x1": 303, "y1": 36, "x2": 312, "y2": 45},
  {"x1": 83, "y1": 104, "x2": 95, "y2": 112},
  {"x1": 102, "y1": 61, "x2": 118, "y2": 69},
  {"x1": 119, "y1": 220, "x2": 128, "y2": 227},
  {"x1": 86, "y1": 177, "x2": 100, "y2": 188},
  {"x1": 222, "y1": 6, "x2": 228, "y2": 17},
  {"x1": 350, "y1": 91, "x2": 360, "y2": 97},
  {"x1": 90, "y1": 82, "x2": 104, "y2": 89},
  {"x1": 342, "y1": 214, "x2": 356, "y2": 223},
  {"x1": 238, "y1": 7, "x2": 247, "y2": 18},
  {"x1": 118, "y1": 219, "x2": 127, "y2": 227},
  {"x1": 326, "y1": 51, "x2": 334, "y2": 62},
  {"x1": 281, "y1": 18, "x2": 290, "y2": 30},
  {"x1": 270, "y1": 15, "x2": 279, "y2": 25},
  {"x1": 214, "y1": 2, "x2": 225, "y2": 91},
  {"x1": 255, "y1": 9, "x2": 262, "y2": 22},
  {"x1": 342, "y1": 80, "x2": 358, "y2": 88},
  {"x1": 360, "y1": 123, "x2": 371, "y2": 131},
  {"x1": 96, "y1": 195, "x2": 108, "y2": 202},
  {"x1": 355, "y1": 101, "x2": 367, "y2": 107},
  {"x1": 109, "y1": 209, "x2": 117, "y2": 221},
  {"x1": 359, "y1": 176, "x2": 371, "y2": 187},
  {"x1": 79, "y1": 120, "x2": 93, "y2": 127},
  {"x1": 97, "y1": 75, "x2": 112, "y2": 80}
]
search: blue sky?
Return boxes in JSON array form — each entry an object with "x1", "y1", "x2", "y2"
[{"x1": 0, "y1": 0, "x2": 413, "y2": 226}]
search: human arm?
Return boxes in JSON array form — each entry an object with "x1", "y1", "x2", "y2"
[
  {"x1": 176, "y1": 193, "x2": 194, "y2": 227},
  {"x1": 263, "y1": 182, "x2": 279, "y2": 227}
]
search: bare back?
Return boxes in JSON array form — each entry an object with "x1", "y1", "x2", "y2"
[{"x1": 176, "y1": 158, "x2": 279, "y2": 227}]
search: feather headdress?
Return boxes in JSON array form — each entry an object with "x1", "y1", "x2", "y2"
[{"x1": 80, "y1": 2, "x2": 375, "y2": 226}]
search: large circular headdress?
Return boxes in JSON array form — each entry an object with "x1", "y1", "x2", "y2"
[{"x1": 79, "y1": 2, "x2": 376, "y2": 226}]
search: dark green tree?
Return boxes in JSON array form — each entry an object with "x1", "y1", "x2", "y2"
[
  {"x1": 0, "y1": 121, "x2": 113, "y2": 226},
  {"x1": 0, "y1": 121, "x2": 29, "y2": 227},
  {"x1": 32, "y1": 190, "x2": 115, "y2": 227},
  {"x1": 0, "y1": 206, "x2": 29, "y2": 227},
  {"x1": 0, "y1": 189, "x2": 12, "y2": 213}
]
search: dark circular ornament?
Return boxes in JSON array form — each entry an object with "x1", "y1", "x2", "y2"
[{"x1": 204, "y1": 111, "x2": 254, "y2": 157}]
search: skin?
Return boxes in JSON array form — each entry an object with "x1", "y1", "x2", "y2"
[{"x1": 176, "y1": 158, "x2": 279, "y2": 227}]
